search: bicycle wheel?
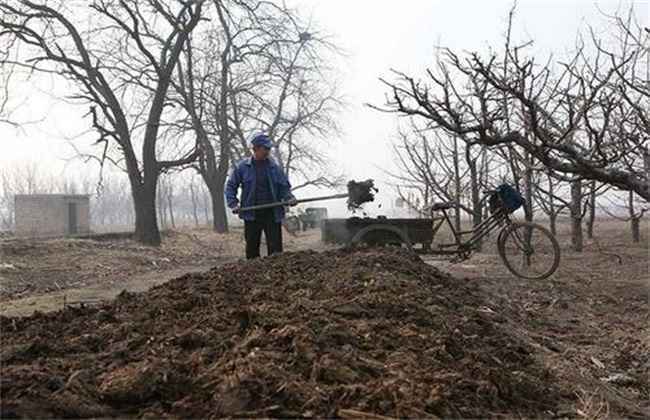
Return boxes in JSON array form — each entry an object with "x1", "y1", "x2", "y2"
[{"x1": 498, "y1": 222, "x2": 560, "y2": 280}]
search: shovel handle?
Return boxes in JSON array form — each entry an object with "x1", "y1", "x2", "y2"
[{"x1": 237, "y1": 193, "x2": 349, "y2": 212}]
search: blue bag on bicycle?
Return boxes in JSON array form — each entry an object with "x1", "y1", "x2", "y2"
[{"x1": 495, "y1": 184, "x2": 525, "y2": 213}]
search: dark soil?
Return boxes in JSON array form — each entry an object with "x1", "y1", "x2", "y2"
[
  {"x1": 347, "y1": 180, "x2": 377, "y2": 210},
  {"x1": 0, "y1": 247, "x2": 564, "y2": 418}
]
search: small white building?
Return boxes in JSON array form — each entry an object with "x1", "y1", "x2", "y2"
[{"x1": 15, "y1": 194, "x2": 90, "y2": 238}]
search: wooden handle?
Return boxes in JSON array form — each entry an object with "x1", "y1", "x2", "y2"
[{"x1": 238, "y1": 193, "x2": 349, "y2": 212}]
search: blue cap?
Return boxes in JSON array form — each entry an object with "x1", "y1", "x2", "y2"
[{"x1": 250, "y1": 133, "x2": 273, "y2": 149}]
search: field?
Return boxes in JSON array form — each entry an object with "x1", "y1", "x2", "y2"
[
  {"x1": 0, "y1": 228, "x2": 328, "y2": 316},
  {"x1": 427, "y1": 219, "x2": 649, "y2": 417},
  {"x1": 0, "y1": 218, "x2": 648, "y2": 417}
]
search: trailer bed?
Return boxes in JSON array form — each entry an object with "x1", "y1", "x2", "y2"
[{"x1": 321, "y1": 217, "x2": 434, "y2": 249}]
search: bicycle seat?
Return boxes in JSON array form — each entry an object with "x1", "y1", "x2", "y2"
[{"x1": 431, "y1": 201, "x2": 456, "y2": 211}]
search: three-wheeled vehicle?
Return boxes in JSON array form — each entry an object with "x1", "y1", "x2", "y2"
[{"x1": 321, "y1": 185, "x2": 560, "y2": 280}]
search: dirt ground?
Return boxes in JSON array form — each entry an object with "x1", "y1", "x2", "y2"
[
  {"x1": 0, "y1": 218, "x2": 648, "y2": 417},
  {"x1": 425, "y1": 219, "x2": 649, "y2": 418},
  {"x1": 0, "y1": 247, "x2": 568, "y2": 418},
  {"x1": 0, "y1": 227, "x2": 328, "y2": 316}
]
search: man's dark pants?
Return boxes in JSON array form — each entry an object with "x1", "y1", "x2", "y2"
[{"x1": 244, "y1": 209, "x2": 283, "y2": 259}]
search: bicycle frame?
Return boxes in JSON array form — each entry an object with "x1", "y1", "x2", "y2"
[
  {"x1": 419, "y1": 190, "x2": 560, "y2": 279},
  {"x1": 429, "y1": 206, "x2": 510, "y2": 256}
]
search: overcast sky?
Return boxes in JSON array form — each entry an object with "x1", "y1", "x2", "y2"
[{"x1": 1, "y1": 0, "x2": 645, "y2": 218}]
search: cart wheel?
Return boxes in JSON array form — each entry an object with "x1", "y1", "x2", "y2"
[
  {"x1": 350, "y1": 224, "x2": 413, "y2": 251},
  {"x1": 498, "y1": 221, "x2": 560, "y2": 280}
]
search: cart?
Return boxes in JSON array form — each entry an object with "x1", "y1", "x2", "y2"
[{"x1": 321, "y1": 187, "x2": 561, "y2": 280}]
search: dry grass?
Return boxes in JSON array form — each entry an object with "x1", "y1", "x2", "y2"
[{"x1": 575, "y1": 388, "x2": 610, "y2": 420}]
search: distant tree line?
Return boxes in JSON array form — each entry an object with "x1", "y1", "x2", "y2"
[{"x1": 0, "y1": 163, "x2": 221, "y2": 233}]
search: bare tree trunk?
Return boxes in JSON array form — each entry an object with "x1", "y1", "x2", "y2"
[
  {"x1": 452, "y1": 136, "x2": 462, "y2": 232},
  {"x1": 644, "y1": 147, "x2": 650, "y2": 191},
  {"x1": 629, "y1": 191, "x2": 640, "y2": 243},
  {"x1": 202, "y1": 190, "x2": 210, "y2": 225},
  {"x1": 470, "y1": 167, "x2": 482, "y2": 250},
  {"x1": 133, "y1": 183, "x2": 161, "y2": 245},
  {"x1": 157, "y1": 183, "x2": 167, "y2": 230},
  {"x1": 211, "y1": 3, "x2": 233, "y2": 234},
  {"x1": 520, "y1": 153, "x2": 535, "y2": 248},
  {"x1": 548, "y1": 174, "x2": 557, "y2": 236},
  {"x1": 201, "y1": 168, "x2": 229, "y2": 233},
  {"x1": 481, "y1": 151, "x2": 490, "y2": 223},
  {"x1": 466, "y1": 145, "x2": 482, "y2": 250},
  {"x1": 167, "y1": 187, "x2": 176, "y2": 229},
  {"x1": 586, "y1": 181, "x2": 596, "y2": 239},
  {"x1": 209, "y1": 178, "x2": 228, "y2": 233},
  {"x1": 570, "y1": 179, "x2": 583, "y2": 252},
  {"x1": 189, "y1": 182, "x2": 200, "y2": 227},
  {"x1": 523, "y1": 155, "x2": 533, "y2": 223},
  {"x1": 631, "y1": 217, "x2": 641, "y2": 243}
]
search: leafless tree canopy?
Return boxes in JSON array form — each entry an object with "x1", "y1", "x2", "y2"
[
  {"x1": 0, "y1": 1, "x2": 215, "y2": 245},
  {"x1": 373, "y1": 8, "x2": 649, "y2": 202},
  {"x1": 171, "y1": 0, "x2": 343, "y2": 233},
  {"x1": 0, "y1": 36, "x2": 20, "y2": 127},
  {"x1": 0, "y1": 0, "x2": 343, "y2": 242}
]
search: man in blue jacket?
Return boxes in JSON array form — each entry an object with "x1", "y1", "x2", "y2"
[{"x1": 225, "y1": 133, "x2": 297, "y2": 259}]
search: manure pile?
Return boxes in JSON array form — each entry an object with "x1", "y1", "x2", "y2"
[{"x1": 1, "y1": 248, "x2": 561, "y2": 418}]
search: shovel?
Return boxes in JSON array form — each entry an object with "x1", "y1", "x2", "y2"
[{"x1": 236, "y1": 179, "x2": 378, "y2": 212}]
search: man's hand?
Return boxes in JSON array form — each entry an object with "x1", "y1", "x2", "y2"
[
  {"x1": 288, "y1": 197, "x2": 298, "y2": 206},
  {"x1": 232, "y1": 206, "x2": 240, "y2": 214}
]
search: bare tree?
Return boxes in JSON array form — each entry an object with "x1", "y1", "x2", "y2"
[
  {"x1": 531, "y1": 169, "x2": 611, "y2": 250},
  {"x1": 386, "y1": 119, "x2": 493, "y2": 248},
  {"x1": 372, "y1": 14, "x2": 649, "y2": 201},
  {"x1": 161, "y1": 175, "x2": 176, "y2": 229},
  {"x1": 599, "y1": 190, "x2": 648, "y2": 243},
  {"x1": 0, "y1": 0, "x2": 207, "y2": 245},
  {"x1": 598, "y1": 7, "x2": 649, "y2": 185},
  {"x1": 626, "y1": 191, "x2": 647, "y2": 243},
  {"x1": 0, "y1": 163, "x2": 47, "y2": 230},
  {"x1": 187, "y1": 175, "x2": 201, "y2": 227},
  {"x1": 569, "y1": 179, "x2": 584, "y2": 251},
  {"x1": 532, "y1": 173, "x2": 564, "y2": 236},
  {"x1": 252, "y1": 33, "x2": 343, "y2": 191},
  {"x1": 172, "y1": 0, "x2": 341, "y2": 233},
  {"x1": 91, "y1": 173, "x2": 134, "y2": 229},
  {"x1": 585, "y1": 179, "x2": 598, "y2": 238},
  {"x1": 172, "y1": 0, "x2": 243, "y2": 234},
  {"x1": 384, "y1": 126, "x2": 438, "y2": 217},
  {"x1": 0, "y1": 52, "x2": 17, "y2": 128}
]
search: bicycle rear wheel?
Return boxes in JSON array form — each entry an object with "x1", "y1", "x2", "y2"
[{"x1": 498, "y1": 222, "x2": 560, "y2": 280}]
